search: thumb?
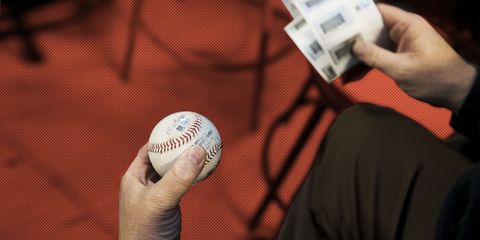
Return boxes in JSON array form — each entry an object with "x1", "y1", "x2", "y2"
[
  {"x1": 353, "y1": 41, "x2": 401, "y2": 76},
  {"x1": 152, "y1": 146, "x2": 206, "y2": 206}
]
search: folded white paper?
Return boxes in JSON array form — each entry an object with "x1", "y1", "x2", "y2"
[{"x1": 283, "y1": 0, "x2": 390, "y2": 83}]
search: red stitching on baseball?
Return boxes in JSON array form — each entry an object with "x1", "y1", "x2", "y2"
[
  {"x1": 205, "y1": 142, "x2": 223, "y2": 165},
  {"x1": 148, "y1": 115, "x2": 203, "y2": 153}
]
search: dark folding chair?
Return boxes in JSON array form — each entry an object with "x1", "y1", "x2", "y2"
[
  {"x1": 0, "y1": 0, "x2": 111, "y2": 62},
  {"x1": 1, "y1": 0, "x2": 50, "y2": 62}
]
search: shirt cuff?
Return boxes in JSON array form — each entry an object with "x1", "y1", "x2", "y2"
[{"x1": 450, "y1": 67, "x2": 480, "y2": 137}]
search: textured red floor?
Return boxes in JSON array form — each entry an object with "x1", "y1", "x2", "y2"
[{"x1": 0, "y1": 1, "x2": 454, "y2": 239}]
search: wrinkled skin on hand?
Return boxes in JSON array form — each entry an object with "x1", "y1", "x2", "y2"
[
  {"x1": 119, "y1": 145, "x2": 206, "y2": 240},
  {"x1": 353, "y1": 3, "x2": 477, "y2": 113}
]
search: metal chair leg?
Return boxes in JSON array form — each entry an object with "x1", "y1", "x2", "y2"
[
  {"x1": 8, "y1": 1, "x2": 43, "y2": 62},
  {"x1": 121, "y1": 0, "x2": 144, "y2": 81}
]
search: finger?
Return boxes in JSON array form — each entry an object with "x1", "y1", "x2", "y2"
[
  {"x1": 126, "y1": 143, "x2": 154, "y2": 185},
  {"x1": 377, "y1": 3, "x2": 413, "y2": 28},
  {"x1": 353, "y1": 41, "x2": 402, "y2": 77},
  {"x1": 151, "y1": 146, "x2": 206, "y2": 205}
]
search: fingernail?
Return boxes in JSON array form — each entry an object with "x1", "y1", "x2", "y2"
[
  {"x1": 188, "y1": 146, "x2": 206, "y2": 166},
  {"x1": 353, "y1": 41, "x2": 368, "y2": 56}
]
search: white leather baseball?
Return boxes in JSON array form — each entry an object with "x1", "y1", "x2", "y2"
[{"x1": 148, "y1": 111, "x2": 222, "y2": 183}]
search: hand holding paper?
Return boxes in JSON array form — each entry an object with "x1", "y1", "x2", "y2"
[{"x1": 283, "y1": 0, "x2": 390, "y2": 82}]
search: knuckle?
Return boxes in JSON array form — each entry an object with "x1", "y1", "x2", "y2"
[
  {"x1": 368, "y1": 48, "x2": 380, "y2": 68},
  {"x1": 137, "y1": 145, "x2": 147, "y2": 157},
  {"x1": 119, "y1": 174, "x2": 132, "y2": 194},
  {"x1": 120, "y1": 173, "x2": 133, "y2": 187},
  {"x1": 120, "y1": 173, "x2": 129, "y2": 186},
  {"x1": 390, "y1": 21, "x2": 409, "y2": 40},
  {"x1": 392, "y1": 62, "x2": 410, "y2": 79}
]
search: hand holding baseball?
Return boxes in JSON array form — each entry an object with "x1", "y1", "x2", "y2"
[
  {"x1": 119, "y1": 144, "x2": 206, "y2": 240},
  {"x1": 353, "y1": 3, "x2": 477, "y2": 113}
]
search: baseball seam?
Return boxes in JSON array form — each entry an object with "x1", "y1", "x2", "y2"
[
  {"x1": 205, "y1": 142, "x2": 223, "y2": 165},
  {"x1": 148, "y1": 116, "x2": 202, "y2": 153}
]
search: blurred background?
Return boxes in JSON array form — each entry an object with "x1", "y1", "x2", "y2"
[{"x1": 0, "y1": 0, "x2": 478, "y2": 239}]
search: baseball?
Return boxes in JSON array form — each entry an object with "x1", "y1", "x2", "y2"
[{"x1": 147, "y1": 111, "x2": 222, "y2": 183}]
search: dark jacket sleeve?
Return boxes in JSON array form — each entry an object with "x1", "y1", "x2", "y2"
[
  {"x1": 450, "y1": 68, "x2": 480, "y2": 161},
  {"x1": 436, "y1": 68, "x2": 480, "y2": 240}
]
